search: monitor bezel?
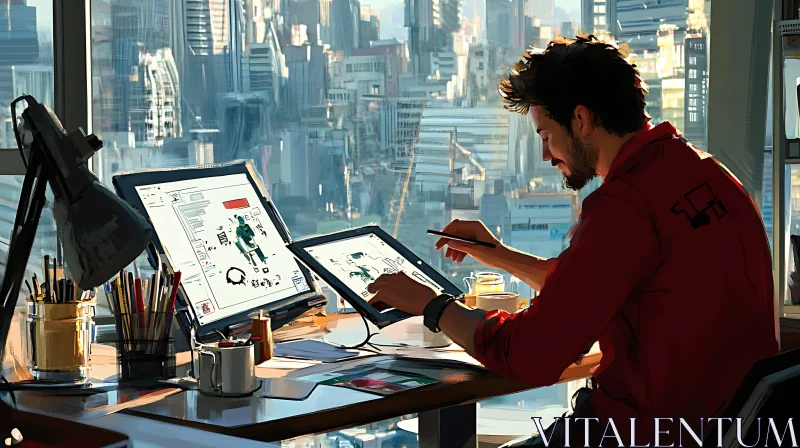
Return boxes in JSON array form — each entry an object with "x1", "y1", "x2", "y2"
[
  {"x1": 112, "y1": 161, "x2": 322, "y2": 342},
  {"x1": 288, "y1": 225, "x2": 463, "y2": 328}
]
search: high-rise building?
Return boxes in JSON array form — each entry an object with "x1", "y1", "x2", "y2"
[
  {"x1": 242, "y1": 22, "x2": 287, "y2": 108},
  {"x1": 287, "y1": 0, "x2": 321, "y2": 44},
  {"x1": 330, "y1": 0, "x2": 359, "y2": 54},
  {"x1": 683, "y1": 0, "x2": 708, "y2": 149},
  {"x1": 110, "y1": 0, "x2": 172, "y2": 51},
  {"x1": 580, "y1": 0, "x2": 616, "y2": 37},
  {"x1": 0, "y1": 0, "x2": 39, "y2": 119},
  {"x1": 114, "y1": 47, "x2": 181, "y2": 145},
  {"x1": 486, "y1": 0, "x2": 525, "y2": 51},
  {"x1": 684, "y1": 31, "x2": 707, "y2": 149},
  {"x1": 183, "y1": 0, "x2": 233, "y2": 128},
  {"x1": 245, "y1": 0, "x2": 269, "y2": 45},
  {"x1": 216, "y1": 93, "x2": 273, "y2": 164},
  {"x1": 616, "y1": 0, "x2": 688, "y2": 54},
  {"x1": 359, "y1": 6, "x2": 380, "y2": 48},
  {"x1": 436, "y1": 0, "x2": 461, "y2": 49},
  {"x1": 285, "y1": 44, "x2": 328, "y2": 117},
  {"x1": 406, "y1": 0, "x2": 459, "y2": 76}
]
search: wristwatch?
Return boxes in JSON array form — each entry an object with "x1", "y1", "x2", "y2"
[{"x1": 423, "y1": 293, "x2": 461, "y2": 333}]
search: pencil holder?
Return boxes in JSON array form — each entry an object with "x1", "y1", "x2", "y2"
[
  {"x1": 114, "y1": 312, "x2": 176, "y2": 381},
  {"x1": 25, "y1": 298, "x2": 97, "y2": 384}
]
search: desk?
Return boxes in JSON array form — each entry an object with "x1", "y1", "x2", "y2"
[{"x1": 6, "y1": 314, "x2": 601, "y2": 447}]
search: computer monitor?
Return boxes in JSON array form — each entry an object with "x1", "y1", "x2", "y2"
[{"x1": 113, "y1": 162, "x2": 323, "y2": 342}]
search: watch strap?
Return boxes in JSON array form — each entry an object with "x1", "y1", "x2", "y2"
[{"x1": 423, "y1": 293, "x2": 460, "y2": 333}]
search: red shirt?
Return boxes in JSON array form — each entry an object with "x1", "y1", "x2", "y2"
[{"x1": 473, "y1": 122, "x2": 778, "y2": 444}]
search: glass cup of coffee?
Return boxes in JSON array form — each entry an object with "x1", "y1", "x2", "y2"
[
  {"x1": 463, "y1": 272, "x2": 505, "y2": 307},
  {"x1": 476, "y1": 292, "x2": 520, "y2": 314}
]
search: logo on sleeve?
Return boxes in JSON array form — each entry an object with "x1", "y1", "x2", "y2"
[{"x1": 671, "y1": 183, "x2": 728, "y2": 229}]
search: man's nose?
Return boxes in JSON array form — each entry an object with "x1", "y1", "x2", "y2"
[{"x1": 542, "y1": 145, "x2": 553, "y2": 161}]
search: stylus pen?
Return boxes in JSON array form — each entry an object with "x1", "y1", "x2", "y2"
[{"x1": 426, "y1": 230, "x2": 497, "y2": 248}]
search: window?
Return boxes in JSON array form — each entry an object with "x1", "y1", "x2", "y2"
[{"x1": 82, "y1": 0, "x2": 716, "y2": 440}]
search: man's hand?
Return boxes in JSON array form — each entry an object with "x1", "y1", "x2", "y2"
[
  {"x1": 366, "y1": 271, "x2": 439, "y2": 316},
  {"x1": 435, "y1": 219, "x2": 507, "y2": 268}
]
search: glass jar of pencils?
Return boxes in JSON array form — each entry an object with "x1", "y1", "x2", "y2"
[
  {"x1": 25, "y1": 297, "x2": 97, "y2": 384},
  {"x1": 115, "y1": 312, "x2": 176, "y2": 382}
]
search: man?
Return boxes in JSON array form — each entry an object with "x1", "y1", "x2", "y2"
[{"x1": 367, "y1": 36, "x2": 778, "y2": 446}]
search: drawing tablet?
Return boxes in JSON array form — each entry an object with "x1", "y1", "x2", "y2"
[
  {"x1": 288, "y1": 226, "x2": 463, "y2": 328},
  {"x1": 113, "y1": 162, "x2": 322, "y2": 342}
]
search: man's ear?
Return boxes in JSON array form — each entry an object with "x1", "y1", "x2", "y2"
[{"x1": 572, "y1": 105, "x2": 595, "y2": 137}]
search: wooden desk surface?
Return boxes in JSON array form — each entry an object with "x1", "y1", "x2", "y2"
[{"x1": 121, "y1": 315, "x2": 601, "y2": 442}]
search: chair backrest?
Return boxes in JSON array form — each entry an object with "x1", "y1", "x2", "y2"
[{"x1": 713, "y1": 348, "x2": 800, "y2": 448}]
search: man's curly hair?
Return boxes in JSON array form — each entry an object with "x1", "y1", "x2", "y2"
[{"x1": 498, "y1": 35, "x2": 649, "y2": 137}]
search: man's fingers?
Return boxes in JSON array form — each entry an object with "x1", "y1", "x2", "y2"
[
  {"x1": 367, "y1": 277, "x2": 390, "y2": 294},
  {"x1": 456, "y1": 252, "x2": 467, "y2": 263}
]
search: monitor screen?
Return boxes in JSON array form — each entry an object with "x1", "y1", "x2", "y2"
[
  {"x1": 134, "y1": 173, "x2": 311, "y2": 325},
  {"x1": 303, "y1": 233, "x2": 445, "y2": 313}
]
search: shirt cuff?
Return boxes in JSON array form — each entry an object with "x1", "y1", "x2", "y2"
[{"x1": 472, "y1": 309, "x2": 507, "y2": 367}]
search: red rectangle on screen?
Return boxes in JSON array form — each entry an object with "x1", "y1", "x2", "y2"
[{"x1": 223, "y1": 198, "x2": 249, "y2": 209}]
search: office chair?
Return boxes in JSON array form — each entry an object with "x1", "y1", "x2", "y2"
[{"x1": 709, "y1": 348, "x2": 800, "y2": 448}]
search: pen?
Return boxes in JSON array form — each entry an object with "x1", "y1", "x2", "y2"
[
  {"x1": 426, "y1": 230, "x2": 498, "y2": 248},
  {"x1": 43, "y1": 255, "x2": 50, "y2": 303}
]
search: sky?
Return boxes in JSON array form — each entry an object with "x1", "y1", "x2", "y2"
[{"x1": 27, "y1": 0, "x2": 53, "y2": 38}]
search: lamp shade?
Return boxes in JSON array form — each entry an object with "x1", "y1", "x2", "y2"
[{"x1": 53, "y1": 181, "x2": 153, "y2": 290}]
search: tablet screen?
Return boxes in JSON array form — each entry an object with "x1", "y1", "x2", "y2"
[
  {"x1": 303, "y1": 233, "x2": 445, "y2": 312},
  {"x1": 134, "y1": 173, "x2": 311, "y2": 325}
]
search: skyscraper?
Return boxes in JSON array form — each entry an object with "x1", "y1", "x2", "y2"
[
  {"x1": 580, "y1": 0, "x2": 616, "y2": 37},
  {"x1": 0, "y1": 0, "x2": 39, "y2": 119},
  {"x1": 683, "y1": 32, "x2": 707, "y2": 149},
  {"x1": 183, "y1": 0, "x2": 234, "y2": 128},
  {"x1": 486, "y1": 0, "x2": 524, "y2": 51},
  {"x1": 330, "y1": 0, "x2": 358, "y2": 54}
]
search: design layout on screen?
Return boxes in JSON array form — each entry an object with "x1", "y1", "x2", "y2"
[
  {"x1": 135, "y1": 173, "x2": 310, "y2": 325},
  {"x1": 305, "y1": 233, "x2": 444, "y2": 310}
]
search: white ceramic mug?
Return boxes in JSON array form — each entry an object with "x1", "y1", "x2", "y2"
[{"x1": 476, "y1": 292, "x2": 520, "y2": 314}]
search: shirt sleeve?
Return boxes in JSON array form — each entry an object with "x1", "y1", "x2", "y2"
[{"x1": 472, "y1": 192, "x2": 659, "y2": 386}]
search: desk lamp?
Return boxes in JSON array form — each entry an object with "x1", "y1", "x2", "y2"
[{"x1": 0, "y1": 95, "x2": 153, "y2": 364}]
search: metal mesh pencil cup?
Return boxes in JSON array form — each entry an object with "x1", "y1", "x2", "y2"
[{"x1": 115, "y1": 311, "x2": 176, "y2": 381}]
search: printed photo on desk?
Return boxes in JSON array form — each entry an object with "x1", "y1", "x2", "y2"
[{"x1": 298, "y1": 365, "x2": 439, "y2": 396}]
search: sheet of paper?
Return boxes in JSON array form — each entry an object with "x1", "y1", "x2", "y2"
[{"x1": 273, "y1": 339, "x2": 360, "y2": 362}]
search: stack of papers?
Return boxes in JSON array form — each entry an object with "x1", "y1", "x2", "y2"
[{"x1": 273, "y1": 339, "x2": 362, "y2": 362}]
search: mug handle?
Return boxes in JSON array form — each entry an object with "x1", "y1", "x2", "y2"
[
  {"x1": 199, "y1": 350, "x2": 220, "y2": 391},
  {"x1": 462, "y1": 273, "x2": 476, "y2": 293}
]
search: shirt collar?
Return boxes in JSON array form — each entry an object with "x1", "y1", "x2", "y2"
[{"x1": 605, "y1": 121, "x2": 678, "y2": 180}]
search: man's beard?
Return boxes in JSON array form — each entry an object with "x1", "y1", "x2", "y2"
[{"x1": 560, "y1": 135, "x2": 599, "y2": 191}]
